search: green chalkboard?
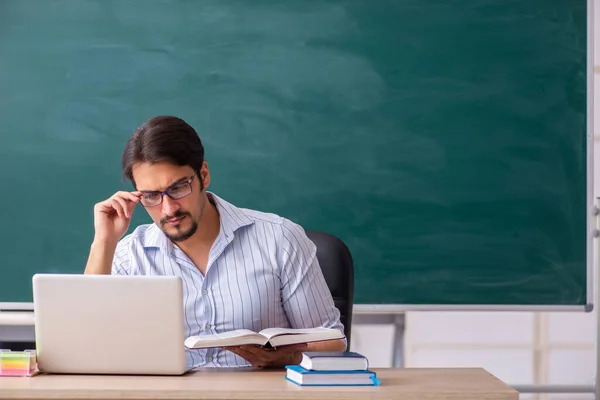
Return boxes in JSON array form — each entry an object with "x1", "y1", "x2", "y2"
[{"x1": 0, "y1": 0, "x2": 588, "y2": 306}]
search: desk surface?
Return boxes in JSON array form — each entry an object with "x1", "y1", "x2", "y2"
[{"x1": 0, "y1": 367, "x2": 518, "y2": 400}]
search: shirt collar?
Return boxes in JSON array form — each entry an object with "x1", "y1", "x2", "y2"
[{"x1": 141, "y1": 191, "x2": 254, "y2": 249}]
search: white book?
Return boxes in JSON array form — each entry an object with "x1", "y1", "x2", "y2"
[
  {"x1": 299, "y1": 351, "x2": 369, "y2": 371},
  {"x1": 184, "y1": 327, "x2": 344, "y2": 349}
]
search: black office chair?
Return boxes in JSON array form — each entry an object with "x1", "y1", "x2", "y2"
[{"x1": 305, "y1": 230, "x2": 354, "y2": 349}]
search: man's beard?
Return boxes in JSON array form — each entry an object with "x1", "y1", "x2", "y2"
[{"x1": 160, "y1": 210, "x2": 198, "y2": 242}]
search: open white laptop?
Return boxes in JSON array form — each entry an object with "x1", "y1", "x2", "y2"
[{"x1": 32, "y1": 273, "x2": 189, "y2": 375}]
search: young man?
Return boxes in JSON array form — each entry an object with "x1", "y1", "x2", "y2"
[{"x1": 84, "y1": 116, "x2": 346, "y2": 369}]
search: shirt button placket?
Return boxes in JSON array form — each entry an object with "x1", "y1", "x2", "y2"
[{"x1": 203, "y1": 287, "x2": 214, "y2": 333}]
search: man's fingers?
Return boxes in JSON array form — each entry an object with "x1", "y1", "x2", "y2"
[
  {"x1": 95, "y1": 192, "x2": 141, "y2": 219},
  {"x1": 272, "y1": 343, "x2": 308, "y2": 353},
  {"x1": 113, "y1": 191, "x2": 141, "y2": 203},
  {"x1": 126, "y1": 191, "x2": 142, "y2": 202},
  {"x1": 110, "y1": 198, "x2": 128, "y2": 219},
  {"x1": 231, "y1": 344, "x2": 305, "y2": 357},
  {"x1": 233, "y1": 345, "x2": 285, "y2": 364},
  {"x1": 235, "y1": 345, "x2": 264, "y2": 355},
  {"x1": 223, "y1": 346, "x2": 262, "y2": 366},
  {"x1": 125, "y1": 201, "x2": 138, "y2": 219},
  {"x1": 111, "y1": 193, "x2": 140, "y2": 219},
  {"x1": 227, "y1": 346, "x2": 260, "y2": 357},
  {"x1": 222, "y1": 344, "x2": 303, "y2": 368}
]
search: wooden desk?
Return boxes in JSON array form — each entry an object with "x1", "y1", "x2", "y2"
[{"x1": 0, "y1": 367, "x2": 517, "y2": 400}]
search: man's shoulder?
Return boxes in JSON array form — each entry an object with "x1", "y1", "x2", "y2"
[
  {"x1": 239, "y1": 206, "x2": 286, "y2": 226},
  {"x1": 238, "y1": 206, "x2": 308, "y2": 235},
  {"x1": 211, "y1": 192, "x2": 311, "y2": 242},
  {"x1": 239, "y1": 206, "x2": 312, "y2": 244}
]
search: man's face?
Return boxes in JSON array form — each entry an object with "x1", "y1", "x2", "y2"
[{"x1": 132, "y1": 161, "x2": 208, "y2": 242}]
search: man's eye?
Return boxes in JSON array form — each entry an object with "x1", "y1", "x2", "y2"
[
  {"x1": 169, "y1": 184, "x2": 187, "y2": 193},
  {"x1": 143, "y1": 193, "x2": 159, "y2": 200}
]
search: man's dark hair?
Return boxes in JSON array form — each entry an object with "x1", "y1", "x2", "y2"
[{"x1": 122, "y1": 116, "x2": 205, "y2": 187}]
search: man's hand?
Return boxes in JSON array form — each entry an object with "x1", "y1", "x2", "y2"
[
  {"x1": 84, "y1": 191, "x2": 142, "y2": 275},
  {"x1": 93, "y1": 191, "x2": 142, "y2": 244},
  {"x1": 223, "y1": 343, "x2": 307, "y2": 368}
]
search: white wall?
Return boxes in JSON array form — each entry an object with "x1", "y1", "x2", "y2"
[{"x1": 349, "y1": 2, "x2": 598, "y2": 399}]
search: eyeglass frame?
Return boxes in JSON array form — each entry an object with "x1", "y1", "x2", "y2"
[{"x1": 138, "y1": 172, "x2": 197, "y2": 208}]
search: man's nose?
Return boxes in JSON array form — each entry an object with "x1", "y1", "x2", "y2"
[{"x1": 161, "y1": 195, "x2": 180, "y2": 215}]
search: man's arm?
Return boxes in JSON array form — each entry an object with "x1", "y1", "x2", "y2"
[
  {"x1": 288, "y1": 339, "x2": 346, "y2": 365},
  {"x1": 84, "y1": 190, "x2": 140, "y2": 274},
  {"x1": 84, "y1": 239, "x2": 118, "y2": 275},
  {"x1": 271, "y1": 339, "x2": 346, "y2": 366},
  {"x1": 278, "y1": 219, "x2": 347, "y2": 350},
  {"x1": 225, "y1": 219, "x2": 347, "y2": 368},
  {"x1": 306, "y1": 339, "x2": 347, "y2": 352}
]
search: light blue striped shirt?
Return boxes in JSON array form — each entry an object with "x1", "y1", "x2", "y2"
[{"x1": 111, "y1": 192, "x2": 345, "y2": 368}]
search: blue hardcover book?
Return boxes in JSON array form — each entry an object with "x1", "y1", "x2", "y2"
[
  {"x1": 285, "y1": 365, "x2": 380, "y2": 386},
  {"x1": 299, "y1": 351, "x2": 369, "y2": 371}
]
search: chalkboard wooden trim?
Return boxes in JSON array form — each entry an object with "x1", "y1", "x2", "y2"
[
  {"x1": 0, "y1": 303, "x2": 33, "y2": 311},
  {"x1": 585, "y1": 17, "x2": 594, "y2": 309},
  {"x1": 586, "y1": 10, "x2": 595, "y2": 308}
]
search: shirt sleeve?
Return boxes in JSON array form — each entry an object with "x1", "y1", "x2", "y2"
[
  {"x1": 111, "y1": 240, "x2": 131, "y2": 275},
  {"x1": 278, "y1": 219, "x2": 347, "y2": 348}
]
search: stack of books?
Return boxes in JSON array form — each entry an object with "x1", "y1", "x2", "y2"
[{"x1": 285, "y1": 351, "x2": 379, "y2": 386}]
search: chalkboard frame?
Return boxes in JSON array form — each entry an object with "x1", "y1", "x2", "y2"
[{"x1": 0, "y1": 0, "x2": 594, "y2": 313}]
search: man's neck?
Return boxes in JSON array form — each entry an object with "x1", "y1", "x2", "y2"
[{"x1": 176, "y1": 195, "x2": 221, "y2": 255}]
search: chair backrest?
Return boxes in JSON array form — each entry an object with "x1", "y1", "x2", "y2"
[{"x1": 305, "y1": 230, "x2": 354, "y2": 349}]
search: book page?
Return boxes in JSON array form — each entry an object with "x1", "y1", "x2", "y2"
[
  {"x1": 184, "y1": 329, "x2": 268, "y2": 349},
  {"x1": 258, "y1": 326, "x2": 334, "y2": 340},
  {"x1": 261, "y1": 327, "x2": 345, "y2": 348},
  {"x1": 199, "y1": 329, "x2": 258, "y2": 340}
]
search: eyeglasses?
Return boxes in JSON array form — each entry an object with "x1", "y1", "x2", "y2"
[{"x1": 139, "y1": 173, "x2": 196, "y2": 207}]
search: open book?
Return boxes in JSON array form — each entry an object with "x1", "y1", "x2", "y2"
[{"x1": 184, "y1": 327, "x2": 344, "y2": 349}]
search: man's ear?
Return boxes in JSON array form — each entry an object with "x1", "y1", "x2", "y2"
[{"x1": 200, "y1": 161, "x2": 210, "y2": 189}]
